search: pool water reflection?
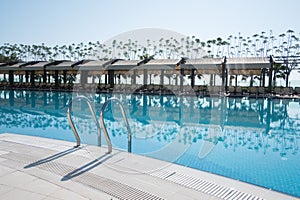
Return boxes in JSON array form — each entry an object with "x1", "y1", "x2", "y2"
[{"x1": 0, "y1": 90, "x2": 299, "y2": 197}]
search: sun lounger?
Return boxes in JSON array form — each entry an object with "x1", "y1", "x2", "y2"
[
  {"x1": 258, "y1": 87, "x2": 265, "y2": 97},
  {"x1": 282, "y1": 87, "x2": 293, "y2": 96},
  {"x1": 248, "y1": 87, "x2": 258, "y2": 98},
  {"x1": 294, "y1": 87, "x2": 300, "y2": 96}
]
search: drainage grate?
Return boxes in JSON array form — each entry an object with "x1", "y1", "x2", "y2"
[
  {"x1": 1, "y1": 152, "x2": 164, "y2": 200},
  {"x1": 149, "y1": 169, "x2": 264, "y2": 200}
]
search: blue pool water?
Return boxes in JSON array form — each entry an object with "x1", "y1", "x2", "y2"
[{"x1": 0, "y1": 90, "x2": 299, "y2": 197}]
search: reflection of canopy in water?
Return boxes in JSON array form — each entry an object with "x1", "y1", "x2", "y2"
[
  {"x1": 142, "y1": 128, "x2": 191, "y2": 163},
  {"x1": 198, "y1": 124, "x2": 222, "y2": 159},
  {"x1": 99, "y1": 117, "x2": 269, "y2": 155}
]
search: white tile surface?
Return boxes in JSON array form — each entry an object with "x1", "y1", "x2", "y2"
[
  {"x1": 0, "y1": 171, "x2": 37, "y2": 188},
  {"x1": 0, "y1": 184, "x2": 14, "y2": 196},
  {"x1": 0, "y1": 166, "x2": 15, "y2": 177},
  {"x1": 1, "y1": 188, "x2": 46, "y2": 200},
  {"x1": 50, "y1": 188, "x2": 89, "y2": 200}
]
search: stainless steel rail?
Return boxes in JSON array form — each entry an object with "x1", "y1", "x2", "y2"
[
  {"x1": 67, "y1": 96, "x2": 101, "y2": 148},
  {"x1": 99, "y1": 98, "x2": 132, "y2": 153}
]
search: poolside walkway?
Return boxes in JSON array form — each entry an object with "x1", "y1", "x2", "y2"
[{"x1": 0, "y1": 133, "x2": 298, "y2": 200}]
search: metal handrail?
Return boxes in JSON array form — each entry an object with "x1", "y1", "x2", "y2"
[
  {"x1": 99, "y1": 98, "x2": 132, "y2": 153},
  {"x1": 67, "y1": 96, "x2": 101, "y2": 148}
]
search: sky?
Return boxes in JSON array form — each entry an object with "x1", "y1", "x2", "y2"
[{"x1": 0, "y1": 0, "x2": 300, "y2": 46}]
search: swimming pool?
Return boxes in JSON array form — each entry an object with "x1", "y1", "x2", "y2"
[{"x1": 0, "y1": 90, "x2": 299, "y2": 198}]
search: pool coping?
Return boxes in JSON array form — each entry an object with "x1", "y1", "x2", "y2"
[{"x1": 0, "y1": 133, "x2": 298, "y2": 200}]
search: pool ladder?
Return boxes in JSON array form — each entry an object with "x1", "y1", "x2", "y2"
[{"x1": 67, "y1": 96, "x2": 132, "y2": 153}]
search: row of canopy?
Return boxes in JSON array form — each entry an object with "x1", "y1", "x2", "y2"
[
  {"x1": 0, "y1": 56, "x2": 273, "y2": 88},
  {"x1": 0, "y1": 57, "x2": 272, "y2": 74}
]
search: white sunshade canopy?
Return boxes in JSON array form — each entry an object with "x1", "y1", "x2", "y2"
[
  {"x1": 0, "y1": 57, "x2": 273, "y2": 77},
  {"x1": 76, "y1": 60, "x2": 109, "y2": 71},
  {"x1": 46, "y1": 61, "x2": 77, "y2": 70},
  {"x1": 23, "y1": 61, "x2": 51, "y2": 70},
  {"x1": 183, "y1": 58, "x2": 223, "y2": 69},
  {"x1": 140, "y1": 59, "x2": 182, "y2": 70},
  {"x1": 109, "y1": 60, "x2": 142, "y2": 70},
  {"x1": 226, "y1": 57, "x2": 271, "y2": 70},
  {"x1": 0, "y1": 62, "x2": 26, "y2": 70}
]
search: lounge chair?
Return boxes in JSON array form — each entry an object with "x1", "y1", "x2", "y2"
[
  {"x1": 282, "y1": 87, "x2": 293, "y2": 96},
  {"x1": 154, "y1": 85, "x2": 163, "y2": 94},
  {"x1": 147, "y1": 85, "x2": 155, "y2": 93},
  {"x1": 258, "y1": 87, "x2": 265, "y2": 98},
  {"x1": 294, "y1": 87, "x2": 300, "y2": 96},
  {"x1": 235, "y1": 86, "x2": 243, "y2": 97},
  {"x1": 193, "y1": 86, "x2": 201, "y2": 96},
  {"x1": 171, "y1": 85, "x2": 180, "y2": 95},
  {"x1": 273, "y1": 87, "x2": 282, "y2": 96},
  {"x1": 248, "y1": 87, "x2": 258, "y2": 98},
  {"x1": 207, "y1": 86, "x2": 221, "y2": 96},
  {"x1": 113, "y1": 84, "x2": 121, "y2": 93},
  {"x1": 183, "y1": 85, "x2": 194, "y2": 95},
  {"x1": 197, "y1": 85, "x2": 207, "y2": 97}
]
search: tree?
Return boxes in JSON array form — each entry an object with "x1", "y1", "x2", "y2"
[
  {"x1": 281, "y1": 30, "x2": 299, "y2": 87},
  {"x1": 0, "y1": 29, "x2": 299, "y2": 65},
  {"x1": 0, "y1": 53, "x2": 19, "y2": 63},
  {"x1": 273, "y1": 63, "x2": 286, "y2": 87}
]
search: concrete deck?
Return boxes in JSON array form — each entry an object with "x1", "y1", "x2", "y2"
[{"x1": 0, "y1": 133, "x2": 298, "y2": 200}]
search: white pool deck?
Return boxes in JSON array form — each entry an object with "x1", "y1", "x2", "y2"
[{"x1": 0, "y1": 133, "x2": 298, "y2": 200}]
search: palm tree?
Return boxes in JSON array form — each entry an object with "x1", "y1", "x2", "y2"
[
  {"x1": 273, "y1": 63, "x2": 286, "y2": 87},
  {"x1": 276, "y1": 29, "x2": 300, "y2": 86}
]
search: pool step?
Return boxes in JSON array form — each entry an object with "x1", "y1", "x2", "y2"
[{"x1": 149, "y1": 169, "x2": 264, "y2": 200}]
